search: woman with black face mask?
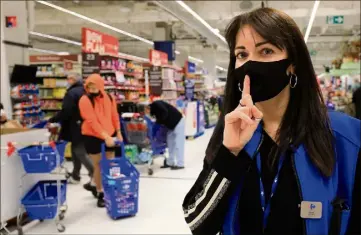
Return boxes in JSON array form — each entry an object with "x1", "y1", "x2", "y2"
[
  {"x1": 79, "y1": 74, "x2": 123, "y2": 208},
  {"x1": 182, "y1": 8, "x2": 360, "y2": 235}
]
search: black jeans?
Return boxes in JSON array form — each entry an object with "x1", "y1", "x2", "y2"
[{"x1": 71, "y1": 141, "x2": 94, "y2": 180}]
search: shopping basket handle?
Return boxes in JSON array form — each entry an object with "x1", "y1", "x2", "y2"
[{"x1": 101, "y1": 140, "x2": 125, "y2": 161}]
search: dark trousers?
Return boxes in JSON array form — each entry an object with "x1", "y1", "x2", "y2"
[{"x1": 71, "y1": 141, "x2": 94, "y2": 180}]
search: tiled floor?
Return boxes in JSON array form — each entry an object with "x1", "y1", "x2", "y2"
[{"x1": 23, "y1": 129, "x2": 214, "y2": 234}]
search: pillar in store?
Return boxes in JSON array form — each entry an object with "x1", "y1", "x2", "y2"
[
  {"x1": 1, "y1": 1, "x2": 34, "y2": 116},
  {"x1": 201, "y1": 47, "x2": 218, "y2": 88}
]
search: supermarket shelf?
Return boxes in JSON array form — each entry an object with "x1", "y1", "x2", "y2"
[
  {"x1": 161, "y1": 97, "x2": 177, "y2": 101},
  {"x1": 100, "y1": 69, "x2": 143, "y2": 77},
  {"x1": 39, "y1": 86, "x2": 67, "y2": 89},
  {"x1": 162, "y1": 88, "x2": 177, "y2": 91},
  {"x1": 36, "y1": 75, "x2": 67, "y2": 78},
  {"x1": 42, "y1": 108, "x2": 61, "y2": 111},
  {"x1": 105, "y1": 85, "x2": 143, "y2": 91},
  {"x1": 40, "y1": 97, "x2": 64, "y2": 100},
  {"x1": 100, "y1": 70, "x2": 116, "y2": 74}
]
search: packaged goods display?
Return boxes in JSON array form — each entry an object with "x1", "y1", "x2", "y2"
[{"x1": 11, "y1": 84, "x2": 44, "y2": 126}]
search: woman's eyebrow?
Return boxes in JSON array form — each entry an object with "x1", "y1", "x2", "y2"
[
  {"x1": 235, "y1": 41, "x2": 270, "y2": 50},
  {"x1": 235, "y1": 46, "x2": 246, "y2": 50},
  {"x1": 255, "y1": 41, "x2": 270, "y2": 47}
]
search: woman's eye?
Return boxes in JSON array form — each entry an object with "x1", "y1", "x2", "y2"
[
  {"x1": 261, "y1": 48, "x2": 274, "y2": 55},
  {"x1": 236, "y1": 52, "x2": 248, "y2": 59}
]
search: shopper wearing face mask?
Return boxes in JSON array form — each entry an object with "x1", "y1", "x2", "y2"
[
  {"x1": 182, "y1": 8, "x2": 360, "y2": 235},
  {"x1": 79, "y1": 73, "x2": 123, "y2": 208}
]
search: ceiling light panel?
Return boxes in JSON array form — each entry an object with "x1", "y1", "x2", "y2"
[
  {"x1": 29, "y1": 31, "x2": 82, "y2": 46},
  {"x1": 175, "y1": 1, "x2": 226, "y2": 43},
  {"x1": 188, "y1": 56, "x2": 203, "y2": 63},
  {"x1": 36, "y1": 0, "x2": 154, "y2": 45}
]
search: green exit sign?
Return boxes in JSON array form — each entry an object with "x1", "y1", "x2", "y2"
[{"x1": 326, "y1": 15, "x2": 344, "y2": 24}]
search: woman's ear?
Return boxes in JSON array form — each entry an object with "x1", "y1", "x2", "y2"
[{"x1": 287, "y1": 64, "x2": 296, "y2": 75}]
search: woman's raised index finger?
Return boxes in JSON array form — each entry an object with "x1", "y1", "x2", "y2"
[{"x1": 242, "y1": 75, "x2": 250, "y2": 99}]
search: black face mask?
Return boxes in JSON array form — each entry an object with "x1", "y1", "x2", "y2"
[
  {"x1": 88, "y1": 92, "x2": 100, "y2": 98},
  {"x1": 233, "y1": 59, "x2": 292, "y2": 102}
]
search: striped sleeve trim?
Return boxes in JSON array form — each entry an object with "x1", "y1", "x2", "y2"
[
  {"x1": 184, "y1": 171, "x2": 231, "y2": 231},
  {"x1": 184, "y1": 169, "x2": 218, "y2": 216}
]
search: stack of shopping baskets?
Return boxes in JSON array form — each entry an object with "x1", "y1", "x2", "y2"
[
  {"x1": 101, "y1": 142, "x2": 140, "y2": 219},
  {"x1": 8, "y1": 141, "x2": 68, "y2": 234}
]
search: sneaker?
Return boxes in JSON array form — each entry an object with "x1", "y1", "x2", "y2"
[
  {"x1": 66, "y1": 173, "x2": 81, "y2": 184},
  {"x1": 171, "y1": 166, "x2": 185, "y2": 170},
  {"x1": 83, "y1": 182, "x2": 97, "y2": 198},
  {"x1": 97, "y1": 192, "x2": 105, "y2": 208}
]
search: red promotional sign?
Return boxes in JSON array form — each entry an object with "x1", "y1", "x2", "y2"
[
  {"x1": 82, "y1": 28, "x2": 119, "y2": 57},
  {"x1": 64, "y1": 60, "x2": 73, "y2": 71},
  {"x1": 149, "y1": 49, "x2": 168, "y2": 66},
  {"x1": 29, "y1": 55, "x2": 78, "y2": 63}
]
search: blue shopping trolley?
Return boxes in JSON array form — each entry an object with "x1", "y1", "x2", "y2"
[{"x1": 101, "y1": 141, "x2": 140, "y2": 220}]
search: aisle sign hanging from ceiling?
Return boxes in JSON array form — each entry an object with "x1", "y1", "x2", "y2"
[
  {"x1": 149, "y1": 49, "x2": 168, "y2": 66},
  {"x1": 185, "y1": 61, "x2": 196, "y2": 74},
  {"x1": 81, "y1": 28, "x2": 119, "y2": 56},
  {"x1": 326, "y1": 15, "x2": 344, "y2": 25},
  {"x1": 154, "y1": 41, "x2": 176, "y2": 61}
]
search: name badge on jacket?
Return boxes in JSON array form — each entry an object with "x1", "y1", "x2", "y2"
[{"x1": 300, "y1": 201, "x2": 322, "y2": 219}]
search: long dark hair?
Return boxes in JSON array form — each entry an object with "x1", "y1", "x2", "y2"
[{"x1": 206, "y1": 7, "x2": 335, "y2": 177}]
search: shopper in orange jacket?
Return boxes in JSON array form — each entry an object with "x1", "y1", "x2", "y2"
[{"x1": 79, "y1": 73, "x2": 123, "y2": 208}]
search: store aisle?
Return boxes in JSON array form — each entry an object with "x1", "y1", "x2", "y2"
[{"x1": 24, "y1": 129, "x2": 214, "y2": 234}]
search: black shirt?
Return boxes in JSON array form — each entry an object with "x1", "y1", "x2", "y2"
[
  {"x1": 149, "y1": 100, "x2": 182, "y2": 130},
  {"x1": 239, "y1": 131, "x2": 303, "y2": 235},
  {"x1": 353, "y1": 87, "x2": 361, "y2": 120}
]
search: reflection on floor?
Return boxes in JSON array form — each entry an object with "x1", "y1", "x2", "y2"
[{"x1": 24, "y1": 129, "x2": 213, "y2": 234}]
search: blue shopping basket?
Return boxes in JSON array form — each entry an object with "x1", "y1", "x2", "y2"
[
  {"x1": 101, "y1": 142, "x2": 140, "y2": 219},
  {"x1": 144, "y1": 115, "x2": 167, "y2": 155},
  {"x1": 18, "y1": 142, "x2": 67, "y2": 173},
  {"x1": 21, "y1": 180, "x2": 67, "y2": 220}
]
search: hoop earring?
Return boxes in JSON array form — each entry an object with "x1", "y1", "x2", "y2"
[
  {"x1": 238, "y1": 82, "x2": 242, "y2": 92},
  {"x1": 290, "y1": 74, "x2": 297, "y2": 88}
]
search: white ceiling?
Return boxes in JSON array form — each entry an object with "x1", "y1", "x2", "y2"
[{"x1": 31, "y1": 1, "x2": 360, "y2": 72}]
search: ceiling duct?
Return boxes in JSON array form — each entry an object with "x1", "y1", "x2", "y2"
[
  {"x1": 153, "y1": 1, "x2": 228, "y2": 51},
  {"x1": 239, "y1": 1, "x2": 253, "y2": 10}
]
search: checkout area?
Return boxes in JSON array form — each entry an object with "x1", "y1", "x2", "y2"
[{"x1": 0, "y1": 126, "x2": 51, "y2": 232}]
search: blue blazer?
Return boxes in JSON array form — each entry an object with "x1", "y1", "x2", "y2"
[{"x1": 223, "y1": 111, "x2": 361, "y2": 235}]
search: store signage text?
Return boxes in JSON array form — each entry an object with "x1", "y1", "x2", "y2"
[
  {"x1": 149, "y1": 49, "x2": 168, "y2": 66},
  {"x1": 82, "y1": 28, "x2": 119, "y2": 56}
]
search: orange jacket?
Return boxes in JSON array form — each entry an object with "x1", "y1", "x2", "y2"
[{"x1": 79, "y1": 74, "x2": 120, "y2": 140}]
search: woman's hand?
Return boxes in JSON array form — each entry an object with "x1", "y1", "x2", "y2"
[
  {"x1": 105, "y1": 136, "x2": 115, "y2": 147},
  {"x1": 116, "y1": 131, "x2": 123, "y2": 142},
  {"x1": 223, "y1": 75, "x2": 263, "y2": 156}
]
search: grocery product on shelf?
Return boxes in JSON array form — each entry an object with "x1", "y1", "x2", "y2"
[
  {"x1": 100, "y1": 54, "x2": 144, "y2": 103},
  {"x1": 10, "y1": 84, "x2": 44, "y2": 126}
]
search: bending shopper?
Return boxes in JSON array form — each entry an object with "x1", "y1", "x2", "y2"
[{"x1": 146, "y1": 100, "x2": 185, "y2": 170}]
